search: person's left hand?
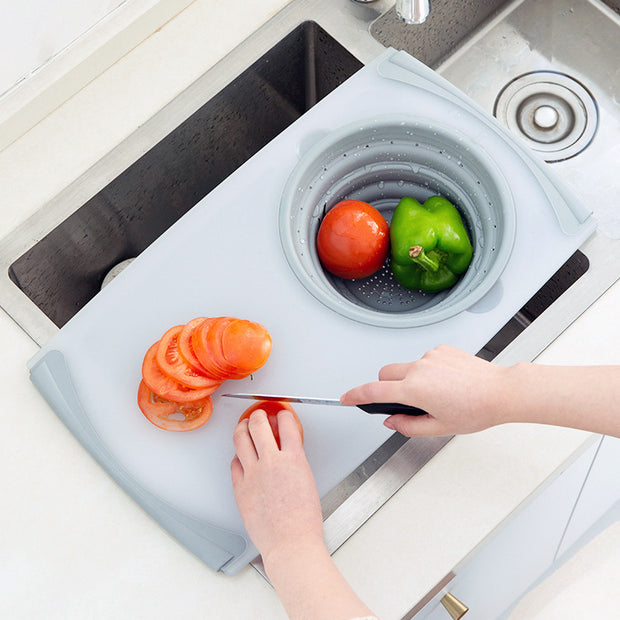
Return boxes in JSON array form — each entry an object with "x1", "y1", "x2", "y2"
[{"x1": 231, "y1": 409, "x2": 323, "y2": 565}]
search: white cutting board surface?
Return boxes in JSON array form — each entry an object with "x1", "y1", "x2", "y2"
[{"x1": 28, "y1": 50, "x2": 595, "y2": 573}]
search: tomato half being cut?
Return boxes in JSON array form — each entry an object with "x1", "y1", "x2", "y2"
[
  {"x1": 137, "y1": 380, "x2": 213, "y2": 431},
  {"x1": 238, "y1": 400, "x2": 304, "y2": 448},
  {"x1": 142, "y1": 342, "x2": 219, "y2": 402},
  {"x1": 316, "y1": 200, "x2": 389, "y2": 279},
  {"x1": 156, "y1": 324, "x2": 221, "y2": 390}
]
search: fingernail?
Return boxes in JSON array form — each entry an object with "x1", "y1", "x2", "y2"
[{"x1": 384, "y1": 418, "x2": 395, "y2": 430}]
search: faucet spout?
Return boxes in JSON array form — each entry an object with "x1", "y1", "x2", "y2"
[{"x1": 395, "y1": 0, "x2": 430, "y2": 24}]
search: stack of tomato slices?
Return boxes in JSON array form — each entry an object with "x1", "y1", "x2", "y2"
[{"x1": 138, "y1": 316, "x2": 272, "y2": 431}]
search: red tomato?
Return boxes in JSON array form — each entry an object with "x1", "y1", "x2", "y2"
[
  {"x1": 142, "y1": 342, "x2": 219, "y2": 402},
  {"x1": 316, "y1": 200, "x2": 389, "y2": 279},
  {"x1": 156, "y1": 325, "x2": 222, "y2": 390},
  {"x1": 238, "y1": 400, "x2": 304, "y2": 448},
  {"x1": 137, "y1": 380, "x2": 213, "y2": 431}
]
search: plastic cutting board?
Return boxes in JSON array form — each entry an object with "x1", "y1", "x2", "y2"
[{"x1": 29, "y1": 49, "x2": 596, "y2": 575}]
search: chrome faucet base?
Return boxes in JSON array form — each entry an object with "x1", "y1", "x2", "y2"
[
  {"x1": 396, "y1": 0, "x2": 430, "y2": 24},
  {"x1": 350, "y1": 0, "x2": 430, "y2": 25}
]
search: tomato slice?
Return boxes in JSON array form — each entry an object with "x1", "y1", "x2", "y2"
[
  {"x1": 156, "y1": 324, "x2": 221, "y2": 390},
  {"x1": 221, "y1": 319, "x2": 272, "y2": 373},
  {"x1": 238, "y1": 400, "x2": 304, "y2": 448},
  {"x1": 137, "y1": 380, "x2": 213, "y2": 431},
  {"x1": 178, "y1": 318, "x2": 211, "y2": 375},
  {"x1": 192, "y1": 317, "x2": 236, "y2": 380},
  {"x1": 142, "y1": 342, "x2": 219, "y2": 402},
  {"x1": 206, "y1": 317, "x2": 248, "y2": 378}
]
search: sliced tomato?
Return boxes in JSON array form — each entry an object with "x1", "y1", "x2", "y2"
[
  {"x1": 221, "y1": 319, "x2": 272, "y2": 374},
  {"x1": 178, "y1": 318, "x2": 211, "y2": 375},
  {"x1": 156, "y1": 324, "x2": 221, "y2": 390},
  {"x1": 142, "y1": 342, "x2": 219, "y2": 402},
  {"x1": 206, "y1": 317, "x2": 248, "y2": 378},
  {"x1": 137, "y1": 380, "x2": 213, "y2": 431},
  {"x1": 238, "y1": 400, "x2": 304, "y2": 448},
  {"x1": 191, "y1": 317, "x2": 273, "y2": 381},
  {"x1": 192, "y1": 317, "x2": 236, "y2": 380}
]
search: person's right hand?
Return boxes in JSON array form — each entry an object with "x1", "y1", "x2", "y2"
[{"x1": 340, "y1": 345, "x2": 515, "y2": 437}]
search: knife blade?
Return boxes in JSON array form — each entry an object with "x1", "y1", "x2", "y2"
[{"x1": 222, "y1": 393, "x2": 427, "y2": 416}]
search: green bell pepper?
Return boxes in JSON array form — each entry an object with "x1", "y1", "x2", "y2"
[{"x1": 390, "y1": 195, "x2": 473, "y2": 293}]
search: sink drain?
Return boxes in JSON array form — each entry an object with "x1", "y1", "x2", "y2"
[
  {"x1": 101, "y1": 258, "x2": 135, "y2": 289},
  {"x1": 494, "y1": 71, "x2": 598, "y2": 162}
]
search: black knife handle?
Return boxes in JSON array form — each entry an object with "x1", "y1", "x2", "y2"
[{"x1": 356, "y1": 402, "x2": 427, "y2": 416}]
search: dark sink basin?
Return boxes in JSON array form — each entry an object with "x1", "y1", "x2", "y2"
[{"x1": 8, "y1": 21, "x2": 362, "y2": 328}]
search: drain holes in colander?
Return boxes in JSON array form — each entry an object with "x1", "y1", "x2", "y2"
[
  {"x1": 327, "y1": 251, "x2": 439, "y2": 314},
  {"x1": 494, "y1": 71, "x2": 598, "y2": 162}
]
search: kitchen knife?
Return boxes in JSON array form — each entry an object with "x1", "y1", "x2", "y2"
[{"x1": 222, "y1": 393, "x2": 427, "y2": 416}]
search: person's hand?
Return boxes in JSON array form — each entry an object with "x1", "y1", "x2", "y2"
[
  {"x1": 231, "y1": 408, "x2": 376, "y2": 619},
  {"x1": 231, "y1": 409, "x2": 323, "y2": 565},
  {"x1": 340, "y1": 345, "x2": 514, "y2": 437}
]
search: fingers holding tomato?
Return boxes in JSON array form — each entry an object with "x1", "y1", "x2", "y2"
[
  {"x1": 237, "y1": 400, "x2": 304, "y2": 449},
  {"x1": 316, "y1": 200, "x2": 389, "y2": 280}
]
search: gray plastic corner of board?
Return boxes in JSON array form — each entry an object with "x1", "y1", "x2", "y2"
[{"x1": 28, "y1": 349, "x2": 248, "y2": 573}]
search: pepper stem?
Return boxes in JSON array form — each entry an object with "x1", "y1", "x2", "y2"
[{"x1": 409, "y1": 246, "x2": 440, "y2": 272}]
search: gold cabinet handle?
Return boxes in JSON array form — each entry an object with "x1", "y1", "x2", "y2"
[{"x1": 440, "y1": 592, "x2": 469, "y2": 619}]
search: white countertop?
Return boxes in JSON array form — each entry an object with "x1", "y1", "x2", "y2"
[{"x1": 1, "y1": 1, "x2": 618, "y2": 618}]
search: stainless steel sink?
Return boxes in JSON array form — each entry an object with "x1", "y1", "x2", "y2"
[
  {"x1": 1, "y1": 0, "x2": 618, "y2": 605},
  {"x1": 5, "y1": 22, "x2": 363, "y2": 331}
]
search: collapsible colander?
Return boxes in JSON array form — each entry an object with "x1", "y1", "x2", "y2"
[{"x1": 279, "y1": 115, "x2": 516, "y2": 327}]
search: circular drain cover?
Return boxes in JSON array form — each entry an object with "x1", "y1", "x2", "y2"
[{"x1": 494, "y1": 71, "x2": 598, "y2": 162}]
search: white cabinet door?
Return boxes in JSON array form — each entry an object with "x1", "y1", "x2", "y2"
[
  {"x1": 414, "y1": 439, "x2": 599, "y2": 619},
  {"x1": 556, "y1": 435, "x2": 620, "y2": 558}
]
